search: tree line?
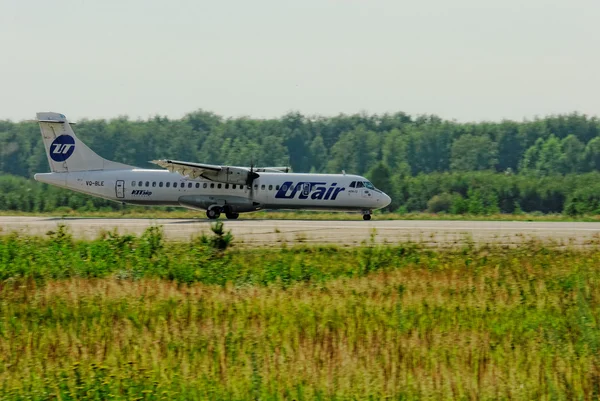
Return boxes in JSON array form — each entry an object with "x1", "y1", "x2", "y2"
[{"x1": 2, "y1": 110, "x2": 600, "y2": 214}]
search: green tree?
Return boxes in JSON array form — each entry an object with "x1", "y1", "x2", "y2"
[
  {"x1": 450, "y1": 134, "x2": 498, "y2": 172},
  {"x1": 583, "y1": 137, "x2": 600, "y2": 172},
  {"x1": 519, "y1": 138, "x2": 544, "y2": 173},
  {"x1": 560, "y1": 134, "x2": 584, "y2": 174},
  {"x1": 382, "y1": 129, "x2": 410, "y2": 176},
  {"x1": 309, "y1": 135, "x2": 327, "y2": 172},
  {"x1": 405, "y1": 124, "x2": 452, "y2": 175},
  {"x1": 495, "y1": 121, "x2": 522, "y2": 172},
  {"x1": 327, "y1": 127, "x2": 379, "y2": 175},
  {"x1": 535, "y1": 135, "x2": 563, "y2": 175}
]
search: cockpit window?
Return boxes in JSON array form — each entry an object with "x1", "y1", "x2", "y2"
[
  {"x1": 364, "y1": 181, "x2": 375, "y2": 190},
  {"x1": 355, "y1": 181, "x2": 364, "y2": 188},
  {"x1": 349, "y1": 181, "x2": 356, "y2": 188}
]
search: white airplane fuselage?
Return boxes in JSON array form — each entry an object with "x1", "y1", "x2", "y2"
[
  {"x1": 35, "y1": 169, "x2": 391, "y2": 212},
  {"x1": 33, "y1": 111, "x2": 391, "y2": 219}
]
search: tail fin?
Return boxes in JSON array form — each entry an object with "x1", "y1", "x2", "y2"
[{"x1": 37, "y1": 112, "x2": 134, "y2": 172}]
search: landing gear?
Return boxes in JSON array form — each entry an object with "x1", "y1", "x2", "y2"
[
  {"x1": 206, "y1": 208, "x2": 221, "y2": 219},
  {"x1": 226, "y1": 212, "x2": 239, "y2": 220},
  {"x1": 362, "y1": 210, "x2": 372, "y2": 221}
]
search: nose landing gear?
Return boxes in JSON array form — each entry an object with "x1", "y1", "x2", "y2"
[{"x1": 362, "y1": 210, "x2": 372, "y2": 221}]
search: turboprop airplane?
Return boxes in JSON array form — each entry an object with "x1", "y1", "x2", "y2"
[{"x1": 33, "y1": 112, "x2": 391, "y2": 220}]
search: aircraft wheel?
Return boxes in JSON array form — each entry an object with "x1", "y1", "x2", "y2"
[
  {"x1": 226, "y1": 212, "x2": 239, "y2": 220},
  {"x1": 363, "y1": 214, "x2": 372, "y2": 221},
  {"x1": 206, "y1": 209, "x2": 220, "y2": 219}
]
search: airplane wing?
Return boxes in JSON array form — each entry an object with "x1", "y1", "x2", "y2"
[
  {"x1": 151, "y1": 160, "x2": 222, "y2": 179},
  {"x1": 151, "y1": 159, "x2": 259, "y2": 185}
]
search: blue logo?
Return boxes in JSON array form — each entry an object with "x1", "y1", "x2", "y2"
[
  {"x1": 49, "y1": 135, "x2": 76, "y2": 162},
  {"x1": 275, "y1": 181, "x2": 345, "y2": 200}
]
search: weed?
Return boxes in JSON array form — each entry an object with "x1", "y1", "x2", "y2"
[{"x1": 0, "y1": 230, "x2": 600, "y2": 398}]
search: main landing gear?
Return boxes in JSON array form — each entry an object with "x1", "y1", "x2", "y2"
[
  {"x1": 206, "y1": 208, "x2": 220, "y2": 219},
  {"x1": 206, "y1": 207, "x2": 239, "y2": 220},
  {"x1": 362, "y1": 210, "x2": 372, "y2": 221}
]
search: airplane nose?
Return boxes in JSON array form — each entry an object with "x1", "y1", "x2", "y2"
[{"x1": 383, "y1": 193, "x2": 391, "y2": 208}]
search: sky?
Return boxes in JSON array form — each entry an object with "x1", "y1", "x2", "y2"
[{"x1": 1, "y1": 0, "x2": 599, "y2": 122}]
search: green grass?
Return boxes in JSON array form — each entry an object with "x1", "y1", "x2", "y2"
[
  {"x1": 0, "y1": 225, "x2": 419, "y2": 285},
  {"x1": 3, "y1": 208, "x2": 600, "y2": 222},
  {"x1": 1, "y1": 228, "x2": 600, "y2": 399}
]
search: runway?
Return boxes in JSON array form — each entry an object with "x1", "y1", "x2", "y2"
[{"x1": 2, "y1": 216, "x2": 600, "y2": 247}]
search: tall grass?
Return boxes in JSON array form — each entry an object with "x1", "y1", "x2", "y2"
[
  {"x1": 1, "y1": 228, "x2": 600, "y2": 399},
  {"x1": 7, "y1": 208, "x2": 600, "y2": 221},
  {"x1": 0, "y1": 225, "x2": 420, "y2": 286}
]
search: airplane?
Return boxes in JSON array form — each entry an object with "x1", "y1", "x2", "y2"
[{"x1": 33, "y1": 112, "x2": 392, "y2": 220}]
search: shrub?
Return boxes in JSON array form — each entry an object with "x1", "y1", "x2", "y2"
[{"x1": 427, "y1": 192, "x2": 460, "y2": 213}]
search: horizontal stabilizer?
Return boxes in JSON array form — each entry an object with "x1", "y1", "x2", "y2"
[{"x1": 36, "y1": 112, "x2": 67, "y2": 123}]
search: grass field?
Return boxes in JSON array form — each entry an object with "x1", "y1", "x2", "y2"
[
  {"x1": 1, "y1": 227, "x2": 599, "y2": 399},
  {"x1": 3, "y1": 208, "x2": 600, "y2": 222}
]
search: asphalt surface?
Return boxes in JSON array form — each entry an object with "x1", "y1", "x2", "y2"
[{"x1": 2, "y1": 216, "x2": 600, "y2": 247}]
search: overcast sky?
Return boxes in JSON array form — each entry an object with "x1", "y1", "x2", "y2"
[{"x1": 1, "y1": 0, "x2": 599, "y2": 122}]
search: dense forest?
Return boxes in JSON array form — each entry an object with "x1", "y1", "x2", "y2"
[{"x1": 2, "y1": 110, "x2": 600, "y2": 215}]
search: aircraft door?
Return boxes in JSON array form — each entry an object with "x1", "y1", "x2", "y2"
[{"x1": 115, "y1": 180, "x2": 125, "y2": 199}]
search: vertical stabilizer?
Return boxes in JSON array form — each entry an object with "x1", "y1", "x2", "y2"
[{"x1": 37, "y1": 112, "x2": 133, "y2": 172}]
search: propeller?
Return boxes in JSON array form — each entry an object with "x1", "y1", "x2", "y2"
[
  {"x1": 245, "y1": 161, "x2": 260, "y2": 187},
  {"x1": 246, "y1": 159, "x2": 260, "y2": 201}
]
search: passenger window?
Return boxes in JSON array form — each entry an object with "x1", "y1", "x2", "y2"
[
  {"x1": 187, "y1": 183, "x2": 191, "y2": 188},
  {"x1": 138, "y1": 181, "x2": 143, "y2": 187},
  {"x1": 261, "y1": 185, "x2": 265, "y2": 190},
  {"x1": 281, "y1": 184, "x2": 287, "y2": 191},
  {"x1": 225, "y1": 184, "x2": 229, "y2": 189},
  {"x1": 211, "y1": 183, "x2": 214, "y2": 188},
  {"x1": 203, "y1": 183, "x2": 207, "y2": 188},
  {"x1": 232, "y1": 184, "x2": 236, "y2": 190},
  {"x1": 166, "y1": 182, "x2": 170, "y2": 188},
  {"x1": 131, "y1": 181, "x2": 136, "y2": 187},
  {"x1": 174, "y1": 182, "x2": 178, "y2": 188},
  {"x1": 254, "y1": 184, "x2": 258, "y2": 190},
  {"x1": 302, "y1": 183, "x2": 310, "y2": 196},
  {"x1": 276, "y1": 185, "x2": 280, "y2": 190},
  {"x1": 159, "y1": 182, "x2": 163, "y2": 188},
  {"x1": 356, "y1": 181, "x2": 364, "y2": 188},
  {"x1": 145, "y1": 181, "x2": 150, "y2": 187},
  {"x1": 349, "y1": 181, "x2": 356, "y2": 188},
  {"x1": 218, "y1": 184, "x2": 222, "y2": 189},
  {"x1": 268, "y1": 185, "x2": 273, "y2": 190},
  {"x1": 152, "y1": 182, "x2": 156, "y2": 187},
  {"x1": 196, "y1": 183, "x2": 199, "y2": 188}
]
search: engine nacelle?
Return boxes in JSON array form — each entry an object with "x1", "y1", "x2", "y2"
[{"x1": 178, "y1": 195, "x2": 259, "y2": 213}]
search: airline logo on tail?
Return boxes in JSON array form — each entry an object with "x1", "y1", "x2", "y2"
[{"x1": 50, "y1": 135, "x2": 75, "y2": 162}]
